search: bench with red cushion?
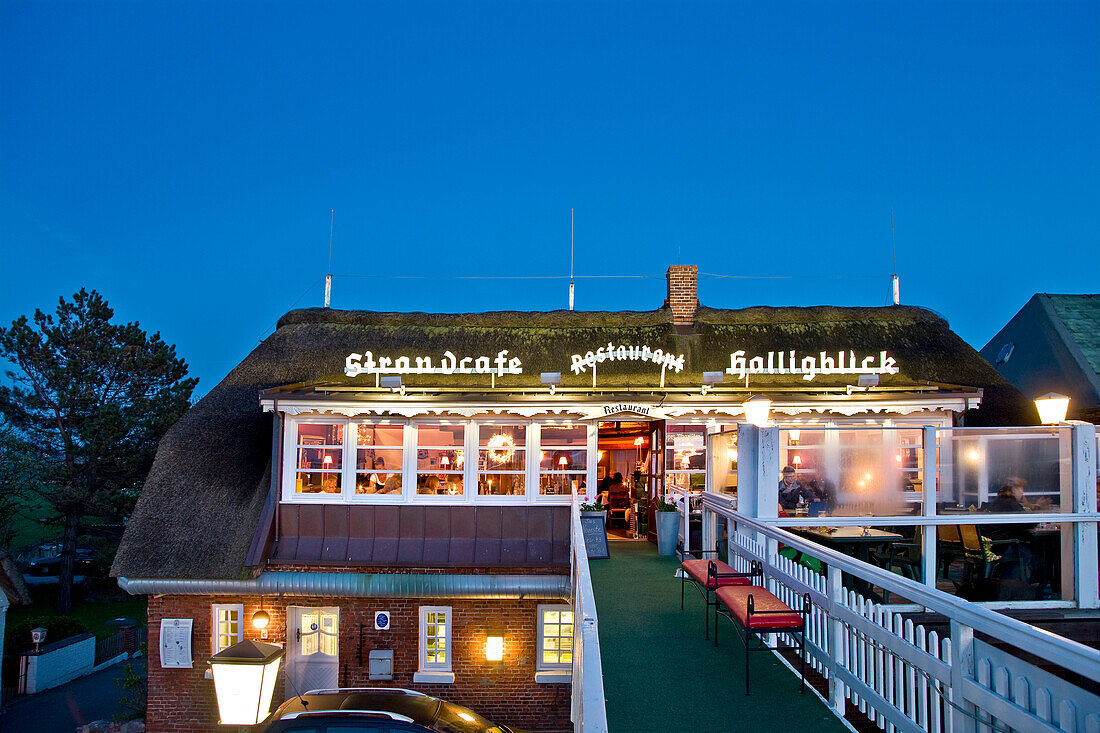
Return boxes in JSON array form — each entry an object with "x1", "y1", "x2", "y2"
[
  {"x1": 678, "y1": 542, "x2": 761, "y2": 639},
  {"x1": 714, "y1": 584, "x2": 811, "y2": 695}
]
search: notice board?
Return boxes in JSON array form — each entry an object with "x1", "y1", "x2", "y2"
[
  {"x1": 580, "y1": 515, "x2": 610, "y2": 559},
  {"x1": 159, "y1": 618, "x2": 193, "y2": 668}
]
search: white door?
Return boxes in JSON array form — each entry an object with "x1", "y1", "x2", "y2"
[{"x1": 286, "y1": 606, "x2": 339, "y2": 697}]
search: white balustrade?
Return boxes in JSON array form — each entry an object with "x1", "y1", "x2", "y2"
[
  {"x1": 705, "y1": 494, "x2": 1100, "y2": 733},
  {"x1": 570, "y1": 498, "x2": 609, "y2": 733}
]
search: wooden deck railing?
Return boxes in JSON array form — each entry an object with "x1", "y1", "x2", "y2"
[{"x1": 570, "y1": 498, "x2": 609, "y2": 733}]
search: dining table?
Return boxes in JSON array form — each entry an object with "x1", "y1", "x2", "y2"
[{"x1": 790, "y1": 526, "x2": 905, "y2": 599}]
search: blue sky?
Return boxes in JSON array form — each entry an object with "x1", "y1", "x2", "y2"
[{"x1": 2, "y1": 1, "x2": 1097, "y2": 395}]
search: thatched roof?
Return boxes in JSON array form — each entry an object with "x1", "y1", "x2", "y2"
[{"x1": 112, "y1": 303, "x2": 1027, "y2": 580}]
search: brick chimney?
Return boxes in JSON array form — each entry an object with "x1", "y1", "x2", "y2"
[{"x1": 665, "y1": 264, "x2": 698, "y2": 329}]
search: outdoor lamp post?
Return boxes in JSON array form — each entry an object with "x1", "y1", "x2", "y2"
[
  {"x1": 742, "y1": 395, "x2": 772, "y2": 427},
  {"x1": 1035, "y1": 392, "x2": 1070, "y2": 425},
  {"x1": 31, "y1": 627, "x2": 47, "y2": 651},
  {"x1": 209, "y1": 640, "x2": 285, "y2": 727}
]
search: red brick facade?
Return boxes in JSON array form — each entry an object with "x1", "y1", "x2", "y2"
[
  {"x1": 665, "y1": 264, "x2": 698, "y2": 326},
  {"x1": 147, "y1": 593, "x2": 572, "y2": 733}
]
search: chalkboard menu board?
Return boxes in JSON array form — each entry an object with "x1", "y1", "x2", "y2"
[{"x1": 580, "y1": 515, "x2": 610, "y2": 559}]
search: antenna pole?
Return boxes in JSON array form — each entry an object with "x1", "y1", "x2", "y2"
[
  {"x1": 890, "y1": 208, "x2": 900, "y2": 305},
  {"x1": 324, "y1": 209, "x2": 334, "y2": 308},
  {"x1": 569, "y1": 208, "x2": 575, "y2": 311}
]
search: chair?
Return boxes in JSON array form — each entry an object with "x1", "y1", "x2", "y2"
[
  {"x1": 870, "y1": 540, "x2": 921, "y2": 602},
  {"x1": 955, "y1": 524, "x2": 1029, "y2": 599},
  {"x1": 607, "y1": 488, "x2": 630, "y2": 528}
]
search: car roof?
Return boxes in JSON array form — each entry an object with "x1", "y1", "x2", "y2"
[{"x1": 272, "y1": 689, "x2": 442, "y2": 727}]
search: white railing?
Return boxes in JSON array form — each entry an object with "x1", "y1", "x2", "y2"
[
  {"x1": 702, "y1": 493, "x2": 1100, "y2": 733},
  {"x1": 570, "y1": 499, "x2": 609, "y2": 733}
]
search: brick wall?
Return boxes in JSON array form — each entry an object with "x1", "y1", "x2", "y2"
[
  {"x1": 665, "y1": 264, "x2": 698, "y2": 326},
  {"x1": 147, "y1": 594, "x2": 572, "y2": 733}
]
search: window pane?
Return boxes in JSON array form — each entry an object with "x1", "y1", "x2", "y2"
[
  {"x1": 539, "y1": 449, "x2": 587, "y2": 471},
  {"x1": 479, "y1": 448, "x2": 526, "y2": 472},
  {"x1": 541, "y1": 425, "x2": 586, "y2": 446},
  {"x1": 296, "y1": 472, "x2": 341, "y2": 494},
  {"x1": 298, "y1": 447, "x2": 343, "y2": 470},
  {"x1": 297, "y1": 423, "x2": 343, "y2": 446},
  {"x1": 418, "y1": 424, "x2": 465, "y2": 448},
  {"x1": 418, "y1": 474, "x2": 463, "y2": 495},
  {"x1": 479, "y1": 424, "x2": 526, "y2": 444},
  {"x1": 478, "y1": 473, "x2": 525, "y2": 496},
  {"x1": 539, "y1": 473, "x2": 586, "y2": 496},
  {"x1": 355, "y1": 424, "x2": 404, "y2": 498}
]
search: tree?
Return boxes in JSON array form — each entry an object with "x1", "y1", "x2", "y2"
[
  {"x1": 0, "y1": 419, "x2": 34, "y2": 605},
  {"x1": 0, "y1": 289, "x2": 197, "y2": 612}
]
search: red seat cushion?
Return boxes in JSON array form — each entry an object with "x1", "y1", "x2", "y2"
[
  {"x1": 681, "y1": 559, "x2": 751, "y2": 590},
  {"x1": 716, "y1": 586, "x2": 804, "y2": 629}
]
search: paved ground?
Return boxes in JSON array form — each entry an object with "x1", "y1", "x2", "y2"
[
  {"x1": 590, "y1": 541, "x2": 847, "y2": 733},
  {"x1": 0, "y1": 658, "x2": 145, "y2": 733}
]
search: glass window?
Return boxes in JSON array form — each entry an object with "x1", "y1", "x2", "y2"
[
  {"x1": 355, "y1": 423, "x2": 404, "y2": 495},
  {"x1": 299, "y1": 609, "x2": 338, "y2": 657},
  {"x1": 537, "y1": 604, "x2": 574, "y2": 670},
  {"x1": 295, "y1": 423, "x2": 344, "y2": 494},
  {"x1": 478, "y1": 424, "x2": 526, "y2": 496},
  {"x1": 212, "y1": 603, "x2": 243, "y2": 654},
  {"x1": 419, "y1": 606, "x2": 452, "y2": 671},
  {"x1": 666, "y1": 424, "x2": 707, "y2": 491},
  {"x1": 417, "y1": 424, "x2": 465, "y2": 495},
  {"x1": 539, "y1": 424, "x2": 588, "y2": 496}
]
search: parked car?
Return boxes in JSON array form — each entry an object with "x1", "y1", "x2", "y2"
[
  {"x1": 26, "y1": 548, "x2": 97, "y2": 577},
  {"x1": 261, "y1": 688, "x2": 524, "y2": 733}
]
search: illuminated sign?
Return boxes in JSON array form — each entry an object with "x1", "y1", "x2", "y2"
[
  {"x1": 345, "y1": 350, "x2": 523, "y2": 377},
  {"x1": 725, "y1": 350, "x2": 898, "y2": 382},
  {"x1": 570, "y1": 342, "x2": 685, "y2": 375}
]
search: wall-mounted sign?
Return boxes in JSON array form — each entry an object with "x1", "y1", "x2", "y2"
[
  {"x1": 345, "y1": 350, "x2": 523, "y2": 377},
  {"x1": 159, "y1": 618, "x2": 193, "y2": 669},
  {"x1": 582, "y1": 403, "x2": 667, "y2": 421},
  {"x1": 725, "y1": 350, "x2": 899, "y2": 382},
  {"x1": 570, "y1": 342, "x2": 685, "y2": 375}
]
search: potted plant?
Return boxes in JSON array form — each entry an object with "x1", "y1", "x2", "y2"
[
  {"x1": 654, "y1": 496, "x2": 680, "y2": 556},
  {"x1": 579, "y1": 499, "x2": 607, "y2": 524}
]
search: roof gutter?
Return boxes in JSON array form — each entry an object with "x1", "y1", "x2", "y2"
[{"x1": 118, "y1": 571, "x2": 570, "y2": 600}]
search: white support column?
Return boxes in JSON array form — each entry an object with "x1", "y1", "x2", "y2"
[
  {"x1": 736, "y1": 423, "x2": 779, "y2": 520},
  {"x1": 826, "y1": 565, "x2": 846, "y2": 716},
  {"x1": 1072, "y1": 422, "x2": 1098, "y2": 608},
  {"x1": 922, "y1": 425, "x2": 938, "y2": 590},
  {"x1": 586, "y1": 422, "x2": 598, "y2": 502},
  {"x1": 948, "y1": 620, "x2": 976, "y2": 733}
]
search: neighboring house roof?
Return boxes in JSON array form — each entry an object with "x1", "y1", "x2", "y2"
[
  {"x1": 112, "y1": 304, "x2": 1027, "y2": 581},
  {"x1": 981, "y1": 294, "x2": 1100, "y2": 422}
]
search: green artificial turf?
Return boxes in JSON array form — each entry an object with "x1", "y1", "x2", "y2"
[{"x1": 589, "y1": 541, "x2": 847, "y2": 733}]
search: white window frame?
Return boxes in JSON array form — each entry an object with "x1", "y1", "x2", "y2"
[
  {"x1": 535, "y1": 421, "x2": 592, "y2": 503},
  {"x1": 474, "y1": 420, "x2": 531, "y2": 503},
  {"x1": 414, "y1": 605, "x2": 455, "y2": 684},
  {"x1": 347, "y1": 418, "x2": 408, "y2": 503},
  {"x1": 211, "y1": 603, "x2": 244, "y2": 654},
  {"x1": 535, "y1": 603, "x2": 574, "y2": 683},
  {"x1": 285, "y1": 417, "x2": 348, "y2": 500},
  {"x1": 411, "y1": 420, "x2": 471, "y2": 503}
]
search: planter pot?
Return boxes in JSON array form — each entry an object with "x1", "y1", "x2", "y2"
[{"x1": 656, "y1": 510, "x2": 680, "y2": 556}]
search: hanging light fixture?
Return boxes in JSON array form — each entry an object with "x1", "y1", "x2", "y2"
[
  {"x1": 788, "y1": 428, "x2": 800, "y2": 444},
  {"x1": 742, "y1": 395, "x2": 772, "y2": 427}
]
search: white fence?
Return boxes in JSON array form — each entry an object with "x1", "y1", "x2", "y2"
[
  {"x1": 703, "y1": 494, "x2": 1100, "y2": 733},
  {"x1": 570, "y1": 499, "x2": 609, "y2": 733}
]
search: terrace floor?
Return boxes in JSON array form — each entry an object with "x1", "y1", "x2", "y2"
[{"x1": 589, "y1": 540, "x2": 848, "y2": 733}]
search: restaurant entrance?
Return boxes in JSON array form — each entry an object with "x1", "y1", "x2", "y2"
[{"x1": 596, "y1": 419, "x2": 665, "y2": 541}]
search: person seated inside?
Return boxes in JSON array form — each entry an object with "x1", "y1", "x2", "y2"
[
  {"x1": 983, "y1": 477, "x2": 1035, "y2": 542},
  {"x1": 605, "y1": 472, "x2": 630, "y2": 526},
  {"x1": 779, "y1": 466, "x2": 815, "y2": 511},
  {"x1": 370, "y1": 458, "x2": 394, "y2": 493}
]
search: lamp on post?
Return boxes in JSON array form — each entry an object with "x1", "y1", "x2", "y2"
[
  {"x1": 209, "y1": 640, "x2": 285, "y2": 727},
  {"x1": 31, "y1": 627, "x2": 47, "y2": 652},
  {"x1": 742, "y1": 395, "x2": 772, "y2": 428},
  {"x1": 1035, "y1": 392, "x2": 1070, "y2": 425}
]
